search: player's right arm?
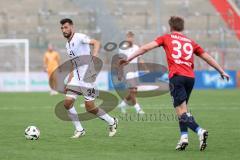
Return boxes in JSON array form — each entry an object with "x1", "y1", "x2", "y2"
[
  {"x1": 64, "y1": 63, "x2": 74, "y2": 93},
  {"x1": 198, "y1": 52, "x2": 230, "y2": 81},
  {"x1": 67, "y1": 71, "x2": 74, "y2": 84}
]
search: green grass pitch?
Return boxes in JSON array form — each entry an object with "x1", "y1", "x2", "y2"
[{"x1": 0, "y1": 90, "x2": 240, "y2": 160}]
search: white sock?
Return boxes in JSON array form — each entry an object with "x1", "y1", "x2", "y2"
[
  {"x1": 181, "y1": 133, "x2": 188, "y2": 139},
  {"x1": 118, "y1": 100, "x2": 127, "y2": 108},
  {"x1": 197, "y1": 127, "x2": 204, "y2": 136},
  {"x1": 97, "y1": 108, "x2": 115, "y2": 125},
  {"x1": 134, "y1": 103, "x2": 141, "y2": 112},
  {"x1": 67, "y1": 106, "x2": 84, "y2": 131}
]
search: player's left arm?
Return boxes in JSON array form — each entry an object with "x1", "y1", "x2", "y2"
[
  {"x1": 120, "y1": 41, "x2": 159, "y2": 65},
  {"x1": 198, "y1": 52, "x2": 230, "y2": 80},
  {"x1": 89, "y1": 39, "x2": 100, "y2": 57}
]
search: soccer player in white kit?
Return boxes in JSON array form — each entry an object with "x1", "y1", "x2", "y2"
[
  {"x1": 118, "y1": 31, "x2": 146, "y2": 114},
  {"x1": 60, "y1": 18, "x2": 118, "y2": 138}
]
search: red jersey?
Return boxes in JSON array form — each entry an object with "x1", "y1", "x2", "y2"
[{"x1": 155, "y1": 32, "x2": 204, "y2": 78}]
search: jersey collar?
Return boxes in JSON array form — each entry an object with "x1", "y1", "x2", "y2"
[
  {"x1": 172, "y1": 31, "x2": 183, "y2": 35},
  {"x1": 68, "y1": 32, "x2": 75, "y2": 43}
]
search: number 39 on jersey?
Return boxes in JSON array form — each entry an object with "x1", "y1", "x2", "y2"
[{"x1": 171, "y1": 39, "x2": 193, "y2": 60}]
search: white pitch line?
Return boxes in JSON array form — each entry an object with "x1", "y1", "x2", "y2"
[
  {"x1": 0, "y1": 102, "x2": 239, "y2": 110},
  {"x1": 0, "y1": 106, "x2": 240, "y2": 111},
  {"x1": 139, "y1": 103, "x2": 240, "y2": 106}
]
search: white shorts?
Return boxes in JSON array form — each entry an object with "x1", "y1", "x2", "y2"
[{"x1": 65, "y1": 76, "x2": 98, "y2": 101}]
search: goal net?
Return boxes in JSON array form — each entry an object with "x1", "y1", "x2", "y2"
[{"x1": 0, "y1": 39, "x2": 30, "y2": 91}]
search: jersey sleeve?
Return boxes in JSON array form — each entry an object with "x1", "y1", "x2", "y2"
[
  {"x1": 193, "y1": 42, "x2": 205, "y2": 56},
  {"x1": 154, "y1": 36, "x2": 164, "y2": 47},
  {"x1": 118, "y1": 48, "x2": 127, "y2": 59},
  {"x1": 134, "y1": 45, "x2": 141, "y2": 58},
  {"x1": 118, "y1": 48, "x2": 125, "y2": 54},
  {"x1": 79, "y1": 34, "x2": 91, "y2": 44}
]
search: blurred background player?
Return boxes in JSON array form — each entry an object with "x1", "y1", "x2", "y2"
[
  {"x1": 118, "y1": 31, "x2": 148, "y2": 114},
  {"x1": 60, "y1": 18, "x2": 118, "y2": 138},
  {"x1": 43, "y1": 43, "x2": 60, "y2": 95},
  {"x1": 120, "y1": 16, "x2": 230, "y2": 151}
]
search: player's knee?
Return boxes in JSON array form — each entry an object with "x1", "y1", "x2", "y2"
[
  {"x1": 179, "y1": 112, "x2": 188, "y2": 122},
  {"x1": 175, "y1": 101, "x2": 187, "y2": 116},
  {"x1": 86, "y1": 108, "x2": 98, "y2": 114},
  {"x1": 64, "y1": 98, "x2": 74, "y2": 109},
  {"x1": 129, "y1": 91, "x2": 137, "y2": 98},
  {"x1": 179, "y1": 112, "x2": 194, "y2": 123},
  {"x1": 85, "y1": 101, "x2": 98, "y2": 114},
  {"x1": 130, "y1": 88, "x2": 137, "y2": 94},
  {"x1": 129, "y1": 93, "x2": 135, "y2": 99},
  {"x1": 125, "y1": 95, "x2": 131, "y2": 101}
]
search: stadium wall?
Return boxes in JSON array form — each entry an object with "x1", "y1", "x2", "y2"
[
  {"x1": 0, "y1": 70, "x2": 237, "y2": 92},
  {"x1": 0, "y1": 71, "x2": 109, "y2": 92},
  {"x1": 108, "y1": 70, "x2": 237, "y2": 90},
  {"x1": 0, "y1": 72, "x2": 49, "y2": 92},
  {"x1": 194, "y1": 70, "x2": 236, "y2": 89}
]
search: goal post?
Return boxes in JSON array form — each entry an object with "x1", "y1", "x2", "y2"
[{"x1": 0, "y1": 39, "x2": 30, "y2": 91}]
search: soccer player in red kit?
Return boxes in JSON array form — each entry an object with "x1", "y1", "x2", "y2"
[{"x1": 119, "y1": 16, "x2": 230, "y2": 151}]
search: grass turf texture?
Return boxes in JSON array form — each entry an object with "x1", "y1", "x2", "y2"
[{"x1": 0, "y1": 90, "x2": 240, "y2": 160}]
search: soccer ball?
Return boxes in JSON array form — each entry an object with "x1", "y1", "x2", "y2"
[{"x1": 24, "y1": 126, "x2": 40, "y2": 140}]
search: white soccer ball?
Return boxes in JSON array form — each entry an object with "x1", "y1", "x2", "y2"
[{"x1": 24, "y1": 126, "x2": 40, "y2": 140}]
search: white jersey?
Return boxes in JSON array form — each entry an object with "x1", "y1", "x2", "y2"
[
  {"x1": 66, "y1": 33, "x2": 91, "y2": 58},
  {"x1": 119, "y1": 44, "x2": 140, "y2": 80},
  {"x1": 65, "y1": 33, "x2": 95, "y2": 83},
  {"x1": 119, "y1": 44, "x2": 139, "y2": 64}
]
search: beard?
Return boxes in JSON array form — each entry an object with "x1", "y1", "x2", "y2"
[{"x1": 63, "y1": 31, "x2": 72, "y2": 39}]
